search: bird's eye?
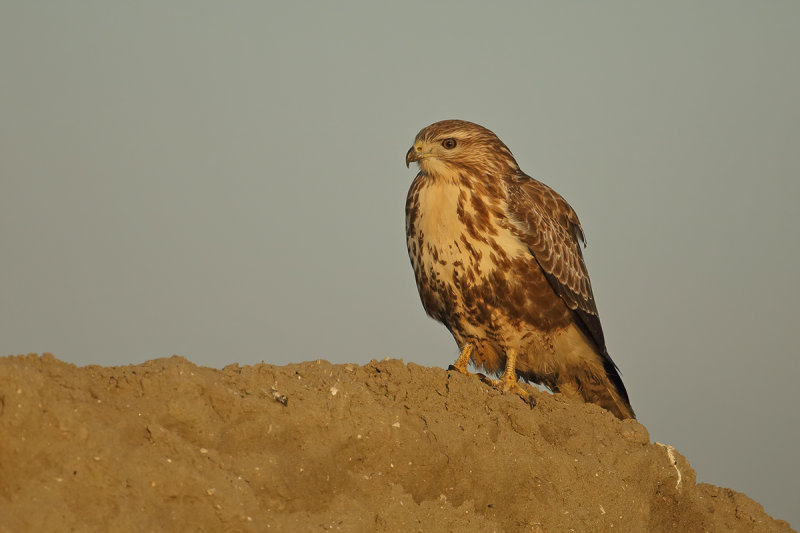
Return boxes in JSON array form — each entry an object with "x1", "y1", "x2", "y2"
[{"x1": 441, "y1": 138, "x2": 457, "y2": 149}]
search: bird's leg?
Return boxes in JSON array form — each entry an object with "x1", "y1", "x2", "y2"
[
  {"x1": 448, "y1": 344, "x2": 474, "y2": 376},
  {"x1": 484, "y1": 349, "x2": 536, "y2": 408},
  {"x1": 486, "y1": 348, "x2": 520, "y2": 391}
]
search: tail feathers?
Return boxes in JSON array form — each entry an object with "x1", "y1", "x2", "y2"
[
  {"x1": 562, "y1": 357, "x2": 635, "y2": 420},
  {"x1": 583, "y1": 378, "x2": 635, "y2": 420},
  {"x1": 579, "y1": 355, "x2": 636, "y2": 419},
  {"x1": 598, "y1": 355, "x2": 635, "y2": 419}
]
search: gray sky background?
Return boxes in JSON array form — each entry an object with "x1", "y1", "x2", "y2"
[{"x1": 2, "y1": 1, "x2": 798, "y2": 526}]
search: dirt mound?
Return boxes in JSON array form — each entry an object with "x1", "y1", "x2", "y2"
[{"x1": 0, "y1": 354, "x2": 793, "y2": 532}]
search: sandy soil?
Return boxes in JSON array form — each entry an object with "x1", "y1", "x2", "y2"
[{"x1": 0, "y1": 353, "x2": 794, "y2": 532}]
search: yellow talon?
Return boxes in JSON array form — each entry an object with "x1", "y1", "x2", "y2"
[
  {"x1": 483, "y1": 349, "x2": 536, "y2": 408},
  {"x1": 448, "y1": 344, "x2": 474, "y2": 375}
]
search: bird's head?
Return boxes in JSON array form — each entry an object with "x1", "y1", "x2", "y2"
[{"x1": 405, "y1": 119, "x2": 519, "y2": 179}]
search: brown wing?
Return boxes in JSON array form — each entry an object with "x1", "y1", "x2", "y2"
[
  {"x1": 504, "y1": 173, "x2": 606, "y2": 352},
  {"x1": 504, "y1": 173, "x2": 633, "y2": 412}
]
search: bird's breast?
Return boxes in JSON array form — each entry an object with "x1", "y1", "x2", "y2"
[
  {"x1": 406, "y1": 175, "x2": 573, "y2": 340},
  {"x1": 410, "y1": 179, "x2": 527, "y2": 270},
  {"x1": 413, "y1": 180, "x2": 464, "y2": 263}
]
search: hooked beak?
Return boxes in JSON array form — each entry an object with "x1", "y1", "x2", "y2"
[{"x1": 405, "y1": 140, "x2": 423, "y2": 168}]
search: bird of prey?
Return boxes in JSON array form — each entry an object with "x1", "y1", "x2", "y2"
[{"x1": 405, "y1": 119, "x2": 634, "y2": 419}]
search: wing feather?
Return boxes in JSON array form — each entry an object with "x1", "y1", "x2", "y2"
[
  {"x1": 504, "y1": 173, "x2": 605, "y2": 352},
  {"x1": 504, "y1": 173, "x2": 633, "y2": 412}
]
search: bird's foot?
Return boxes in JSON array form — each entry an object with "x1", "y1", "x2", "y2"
[
  {"x1": 482, "y1": 374, "x2": 537, "y2": 409},
  {"x1": 447, "y1": 344, "x2": 475, "y2": 376},
  {"x1": 447, "y1": 363, "x2": 474, "y2": 376}
]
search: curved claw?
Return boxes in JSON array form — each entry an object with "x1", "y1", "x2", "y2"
[
  {"x1": 482, "y1": 349, "x2": 537, "y2": 409},
  {"x1": 448, "y1": 344, "x2": 475, "y2": 376}
]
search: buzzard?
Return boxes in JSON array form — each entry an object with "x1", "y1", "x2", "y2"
[{"x1": 405, "y1": 120, "x2": 634, "y2": 419}]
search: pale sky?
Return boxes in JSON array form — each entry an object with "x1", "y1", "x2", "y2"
[{"x1": 1, "y1": 1, "x2": 798, "y2": 526}]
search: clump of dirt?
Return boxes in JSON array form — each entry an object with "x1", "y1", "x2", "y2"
[{"x1": 0, "y1": 354, "x2": 794, "y2": 532}]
